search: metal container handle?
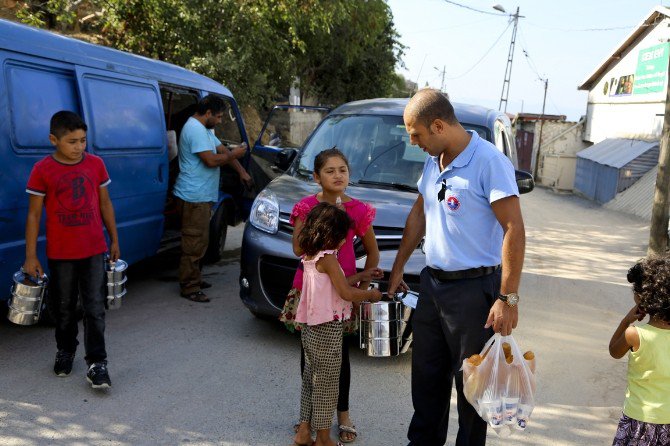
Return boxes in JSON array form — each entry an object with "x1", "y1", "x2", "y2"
[
  {"x1": 105, "y1": 254, "x2": 116, "y2": 271},
  {"x1": 36, "y1": 274, "x2": 47, "y2": 286},
  {"x1": 18, "y1": 266, "x2": 48, "y2": 286}
]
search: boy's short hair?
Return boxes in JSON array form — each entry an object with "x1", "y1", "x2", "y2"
[
  {"x1": 196, "y1": 95, "x2": 225, "y2": 115},
  {"x1": 50, "y1": 111, "x2": 87, "y2": 138}
]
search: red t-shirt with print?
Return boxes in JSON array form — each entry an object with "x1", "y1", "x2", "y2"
[{"x1": 26, "y1": 154, "x2": 110, "y2": 260}]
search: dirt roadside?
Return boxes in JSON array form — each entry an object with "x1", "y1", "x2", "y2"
[{"x1": 482, "y1": 186, "x2": 649, "y2": 445}]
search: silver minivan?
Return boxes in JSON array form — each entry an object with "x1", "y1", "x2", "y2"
[{"x1": 239, "y1": 98, "x2": 533, "y2": 318}]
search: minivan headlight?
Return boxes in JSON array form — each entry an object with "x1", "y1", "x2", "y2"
[{"x1": 250, "y1": 189, "x2": 279, "y2": 234}]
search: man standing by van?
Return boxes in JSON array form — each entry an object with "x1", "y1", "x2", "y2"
[
  {"x1": 174, "y1": 95, "x2": 248, "y2": 302},
  {"x1": 388, "y1": 89, "x2": 525, "y2": 446}
]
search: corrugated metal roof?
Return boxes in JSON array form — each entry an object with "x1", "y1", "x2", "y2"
[
  {"x1": 576, "y1": 138, "x2": 659, "y2": 168},
  {"x1": 605, "y1": 166, "x2": 657, "y2": 220}
]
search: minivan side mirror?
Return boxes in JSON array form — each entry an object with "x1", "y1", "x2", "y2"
[
  {"x1": 275, "y1": 148, "x2": 297, "y2": 172},
  {"x1": 515, "y1": 170, "x2": 534, "y2": 194}
]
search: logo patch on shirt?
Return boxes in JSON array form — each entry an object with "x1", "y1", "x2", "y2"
[{"x1": 446, "y1": 196, "x2": 460, "y2": 211}]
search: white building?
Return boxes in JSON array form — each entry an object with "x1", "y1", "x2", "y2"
[{"x1": 578, "y1": 6, "x2": 670, "y2": 144}]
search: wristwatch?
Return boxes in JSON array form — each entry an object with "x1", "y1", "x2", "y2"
[{"x1": 498, "y1": 292, "x2": 520, "y2": 307}]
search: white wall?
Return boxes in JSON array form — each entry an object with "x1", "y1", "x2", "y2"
[
  {"x1": 584, "y1": 16, "x2": 670, "y2": 143},
  {"x1": 536, "y1": 120, "x2": 588, "y2": 190}
]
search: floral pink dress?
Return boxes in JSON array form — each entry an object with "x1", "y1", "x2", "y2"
[{"x1": 279, "y1": 195, "x2": 376, "y2": 333}]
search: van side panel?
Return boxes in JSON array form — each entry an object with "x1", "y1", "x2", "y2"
[
  {"x1": 74, "y1": 67, "x2": 168, "y2": 265},
  {"x1": 0, "y1": 53, "x2": 81, "y2": 294},
  {"x1": 0, "y1": 20, "x2": 249, "y2": 304}
]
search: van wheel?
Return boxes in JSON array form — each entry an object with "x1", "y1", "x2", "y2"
[{"x1": 205, "y1": 204, "x2": 228, "y2": 263}]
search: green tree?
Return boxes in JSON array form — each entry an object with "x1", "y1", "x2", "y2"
[
  {"x1": 294, "y1": 0, "x2": 404, "y2": 105},
  {"x1": 15, "y1": 0, "x2": 80, "y2": 29},
  {"x1": 12, "y1": 0, "x2": 404, "y2": 108}
]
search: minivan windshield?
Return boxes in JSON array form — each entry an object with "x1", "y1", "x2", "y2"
[{"x1": 295, "y1": 114, "x2": 488, "y2": 190}]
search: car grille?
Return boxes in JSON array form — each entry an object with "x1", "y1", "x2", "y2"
[
  {"x1": 278, "y1": 212, "x2": 293, "y2": 234},
  {"x1": 354, "y1": 225, "x2": 405, "y2": 256},
  {"x1": 269, "y1": 221, "x2": 422, "y2": 295},
  {"x1": 259, "y1": 254, "x2": 300, "y2": 308},
  {"x1": 259, "y1": 254, "x2": 423, "y2": 308}
]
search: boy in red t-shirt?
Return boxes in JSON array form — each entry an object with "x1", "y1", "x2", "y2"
[{"x1": 23, "y1": 111, "x2": 120, "y2": 389}]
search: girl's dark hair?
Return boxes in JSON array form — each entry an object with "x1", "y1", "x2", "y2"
[
  {"x1": 298, "y1": 202, "x2": 352, "y2": 256},
  {"x1": 627, "y1": 255, "x2": 670, "y2": 323},
  {"x1": 314, "y1": 147, "x2": 349, "y2": 174}
]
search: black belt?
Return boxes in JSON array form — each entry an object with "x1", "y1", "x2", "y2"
[{"x1": 427, "y1": 265, "x2": 500, "y2": 281}]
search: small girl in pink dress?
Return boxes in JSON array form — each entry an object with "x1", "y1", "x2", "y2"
[{"x1": 292, "y1": 203, "x2": 381, "y2": 446}]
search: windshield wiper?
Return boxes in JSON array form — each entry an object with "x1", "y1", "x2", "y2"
[{"x1": 355, "y1": 179, "x2": 418, "y2": 192}]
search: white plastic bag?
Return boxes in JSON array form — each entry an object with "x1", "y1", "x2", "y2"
[{"x1": 462, "y1": 333, "x2": 536, "y2": 436}]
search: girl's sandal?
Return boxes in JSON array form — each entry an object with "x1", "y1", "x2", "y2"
[{"x1": 338, "y1": 425, "x2": 357, "y2": 443}]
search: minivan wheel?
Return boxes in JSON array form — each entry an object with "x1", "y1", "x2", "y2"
[
  {"x1": 205, "y1": 204, "x2": 228, "y2": 263},
  {"x1": 250, "y1": 309, "x2": 275, "y2": 321}
]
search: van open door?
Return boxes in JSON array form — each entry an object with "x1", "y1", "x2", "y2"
[{"x1": 247, "y1": 105, "x2": 330, "y2": 194}]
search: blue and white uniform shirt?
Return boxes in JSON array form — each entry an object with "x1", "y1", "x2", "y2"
[{"x1": 417, "y1": 131, "x2": 518, "y2": 271}]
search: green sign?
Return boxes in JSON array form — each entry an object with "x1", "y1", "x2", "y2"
[{"x1": 633, "y1": 42, "x2": 670, "y2": 94}]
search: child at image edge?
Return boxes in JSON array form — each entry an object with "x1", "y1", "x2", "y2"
[
  {"x1": 609, "y1": 255, "x2": 670, "y2": 445},
  {"x1": 292, "y1": 203, "x2": 382, "y2": 446},
  {"x1": 23, "y1": 110, "x2": 120, "y2": 389}
]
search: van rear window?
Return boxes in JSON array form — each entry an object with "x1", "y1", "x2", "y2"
[
  {"x1": 6, "y1": 64, "x2": 79, "y2": 151},
  {"x1": 79, "y1": 76, "x2": 164, "y2": 152}
]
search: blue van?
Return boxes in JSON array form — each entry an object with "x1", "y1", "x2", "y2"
[{"x1": 0, "y1": 19, "x2": 326, "y2": 309}]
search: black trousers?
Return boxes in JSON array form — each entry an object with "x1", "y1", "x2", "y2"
[
  {"x1": 48, "y1": 254, "x2": 107, "y2": 365},
  {"x1": 407, "y1": 267, "x2": 500, "y2": 446},
  {"x1": 301, "y1": 336, "x2": 350, "y2": 412}
]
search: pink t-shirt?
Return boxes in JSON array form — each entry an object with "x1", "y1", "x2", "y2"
[
  {"x1": 294, "y1": 250, "x2": 352, "y2": 325},
  {"x1": 290, "y1": 195, "x2": 376, "y2": 290}
]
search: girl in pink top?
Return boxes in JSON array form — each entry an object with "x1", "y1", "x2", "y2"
[
  {"x1": 280, "y1": 148, "x2": 382, "y2": 443},
  {"x1": 293, "y1": 203, "x2": 381, "y2": 446}
]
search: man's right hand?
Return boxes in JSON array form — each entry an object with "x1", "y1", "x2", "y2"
[
  {"x1": 23, "y1": 256, "x2": 43, "y2": 279},
  {"x1": 231, "y1": 143, "x2": 248, "y2": 159},
  {"x1": 387, "y1": 268, "x2": 409, "y2": 295}
]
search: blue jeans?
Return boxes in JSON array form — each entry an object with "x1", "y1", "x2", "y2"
[{"x1": 48, "y1": 254, "x2": 107, "y2": 364}]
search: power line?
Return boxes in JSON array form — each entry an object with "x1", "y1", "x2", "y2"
[
  {"x1": 440, "y1": 0, "x2": 506, "y2": 16},
  {"x1": 518, "y1": 26, "x2": 544, "y2": 81},
  {"x1": 517, "y1": 26, "x2": 563, "y2": 115},
  {"x1": 405, "y1": 17, "x2": 498, "y2": 34},
  {"x1": 525, "y1": 21, "x2": 637, "y2": 32},
  {"x1": 446, "y1": 22, "x2": 512, "y2": 80}
]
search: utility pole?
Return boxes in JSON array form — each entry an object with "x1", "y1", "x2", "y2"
[
  {"x1": 440, "y1": 65, "x2": 446, "y2": 92},
  {"x1": 434, "y1": 65, "x2": 447, "y2": 93},
  {"x1": 648, "y1": 49, "x2": 670, "y2": 254},
  {"x1": 534, "y1": 78, "x2": 548, "y2": 179},
  {"x1": 498, "y1": 6, "x2": 523, "y2": 112}
]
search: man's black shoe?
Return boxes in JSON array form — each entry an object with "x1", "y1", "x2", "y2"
[
  {"x1": 86, "y1": 362, "x2": 111, "y2": 389},
  {"x1": 54, "y1": 350, "x2": 75, "y2": 377}
]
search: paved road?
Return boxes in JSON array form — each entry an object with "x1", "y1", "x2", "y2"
[{"x1": 0, "y1": 187, "x2": 649, "y2": 445}]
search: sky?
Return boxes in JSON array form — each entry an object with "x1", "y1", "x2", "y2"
[{"x1": 387, "y1": 0, "x2": 666, "y2": 121}]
